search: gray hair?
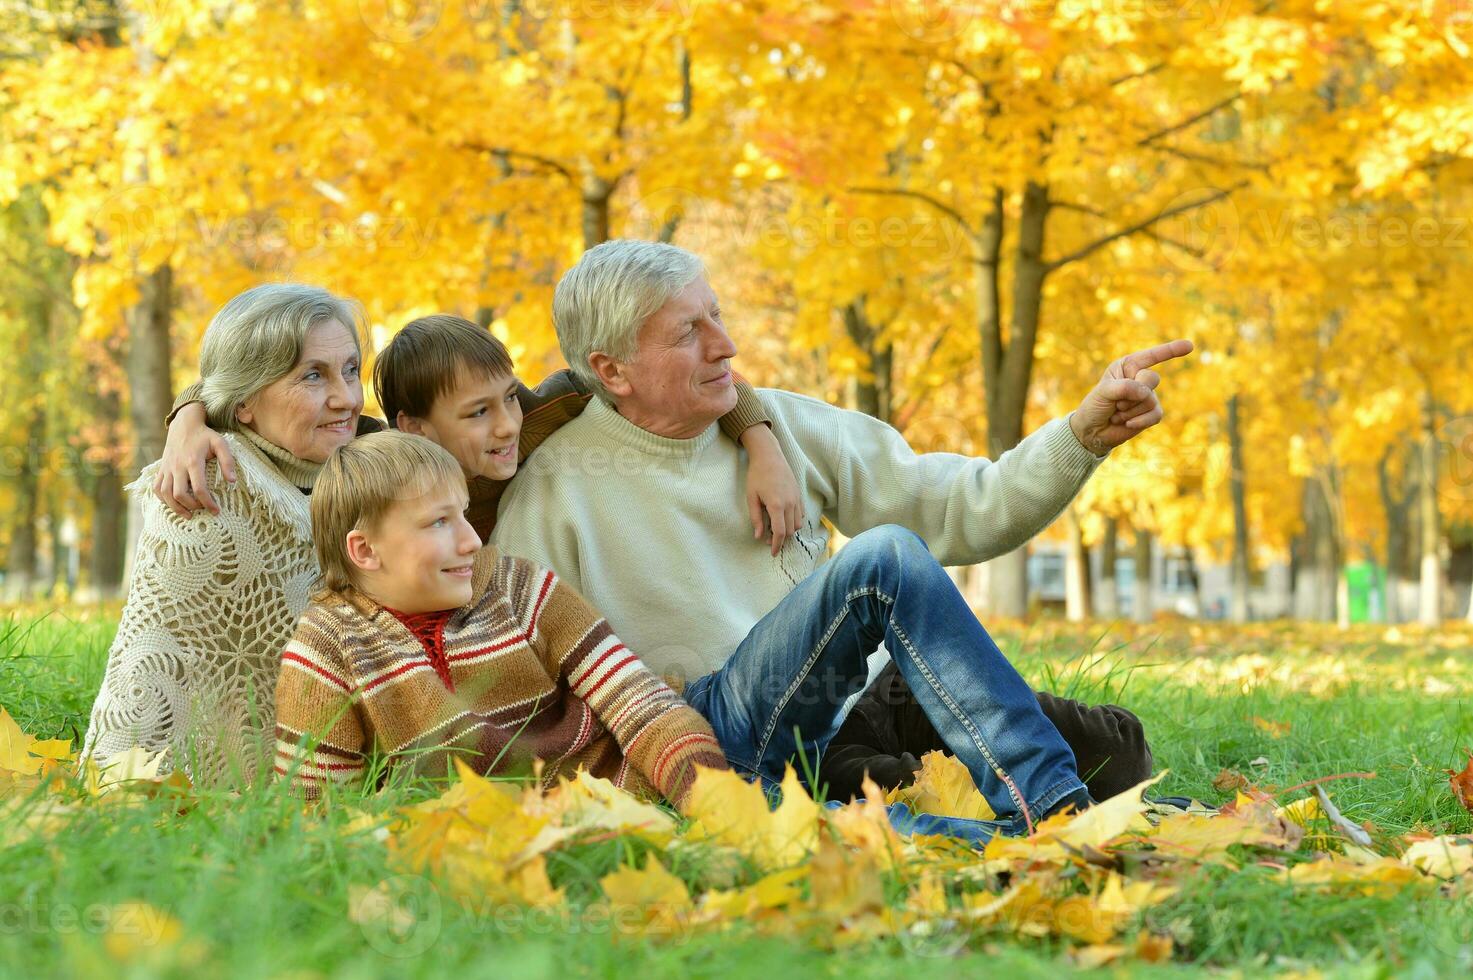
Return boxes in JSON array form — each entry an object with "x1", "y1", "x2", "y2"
[
  {"x1": 198, "y1": 283, "x2": 365, "y2": 430},
  {"x1": 552, "y1": 240, "x2": 706, "y2": 396}
]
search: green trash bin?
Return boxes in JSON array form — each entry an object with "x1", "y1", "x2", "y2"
[{"x1": 1344, "y1": 562, "x2": 1385, "y2": 624}]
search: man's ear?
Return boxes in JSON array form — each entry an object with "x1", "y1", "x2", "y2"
[
  {"x1": 588, "y1": 352, "x2": 634, "y2": 399},
  {"x1": 397, "y1": 411, "x2": 427, "y2": 436},
  {"x1": 345, "y1": 529, "x2": 381, "y2": 573}
]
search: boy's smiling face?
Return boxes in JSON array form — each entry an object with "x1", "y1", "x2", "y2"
[
  {"x1": 347, "y1": 481, "x2": 482, "y2": 614},
  {"x1": 399, "y1": 367, "x2": 522, "y2": 481}
]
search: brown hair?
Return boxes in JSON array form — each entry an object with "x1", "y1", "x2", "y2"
[
  {"x1": 373, "y1": 315, "x2": 515, "y2": 426},
  {"x1": 311, "y1": 431, "x2": 466, "y2": 593}
]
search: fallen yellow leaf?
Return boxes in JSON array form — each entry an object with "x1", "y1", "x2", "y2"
[
  {"x1": 1402, "y1": 836, "x2": 1473, "y2": 880},
  {"x1": 886, "y1": 751, "x2": 997, "y2": 821},
  {"x1": 600, "y1": 855, "x2": 692, "y2": 934}
]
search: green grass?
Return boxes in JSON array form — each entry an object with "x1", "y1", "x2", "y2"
[{"x1": 2, "y1": 610, "x2": 1471, "y2": 977}]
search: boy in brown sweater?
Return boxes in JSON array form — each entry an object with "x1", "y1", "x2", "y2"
[{"x1": 272, "y1": 430, "x2": 729, "y2": 807}]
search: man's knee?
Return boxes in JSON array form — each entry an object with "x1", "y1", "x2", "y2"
[{"x1": 842, "y1": 524, "x2": 930, "y2": 568}]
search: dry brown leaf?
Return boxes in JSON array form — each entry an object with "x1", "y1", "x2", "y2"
[
  {"x1": 1135, "y1": 930, "x2": 1174, "y2": 962},
  {"x1": 1213, "y1": 769, "x2": 1250, "y2": 793},
  {"x1": 1447, "y1": 751, "x2": 1473, "y2": 815}
]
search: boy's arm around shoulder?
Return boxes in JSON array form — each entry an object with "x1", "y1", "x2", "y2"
[
  {"x1": 273, "y1": 599, "x2": 370, "y2": 802},
  {"x1": 502, "y1": 551, "x2": 728, "y2": 810}
]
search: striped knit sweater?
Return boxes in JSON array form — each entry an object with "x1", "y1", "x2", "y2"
[{"x1": 272, "y1": 544, "x2": 728, "y2": 809}]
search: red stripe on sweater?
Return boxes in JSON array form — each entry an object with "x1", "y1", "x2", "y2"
[
  {"x1": 608, "y1": 686, "x2": 663, "y2": 733},
  {"x1": 362, "y1": 658, "x2": 436, "y2": 693},
  {"x1": 439, "y1": 572, "x2": 557, "y2": 669},
  {"x1": 527, "y1": 571, "x2": 554, "y2": 634},
  {"x1": 569, "y1": 642, "x2": 626, "y2": 691},
  {"x1": 581, "y1": 653, "x2": 636, "y2": 701},
  {"x1": 282, "y1": 651, "x2": 351, "y2": 692},
  {"x1": 651, "y1": 731, "x2": 719, "y2": 788}
]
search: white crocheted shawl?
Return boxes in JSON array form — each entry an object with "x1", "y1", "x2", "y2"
[{"x1": 81, "y1": 432, "x2": 322, "y2": 786}]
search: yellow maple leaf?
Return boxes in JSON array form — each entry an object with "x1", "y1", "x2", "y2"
[
  {"x1": 600, "y1": 855, "x2": 692, "y2": 934},
  {"x1": 87, "y1": 746, "x2": 170, "y2": 795},
  {"x1": 700, "y1": 867, "x2": 807, "y2": 919},
  {"x1": 1148, "y1": 810, "x2": 1294, "y2": 861},
  {"x1": 0, "y1": 707, "x2": 43, "y2": 776},
  {"x1": 1045, "y1": 773, "x2": 1166, "y2": 851},
  {"x1": 1283, "y1": 856, "x2": 1422, "y2": 895},
  {"x1": 886, "y1": 751, "x2": 996, "y2": 821},
  {"x1": 809, "y1": 835, "x2": 885, "y2": 920},
  {"x1": 685, "y1": 765, "x2": 818, "y2": 868}
]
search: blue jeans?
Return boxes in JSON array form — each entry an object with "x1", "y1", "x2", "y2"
[{"x1": 683, "y1": 525, "x2": 1086, "y2": 835}]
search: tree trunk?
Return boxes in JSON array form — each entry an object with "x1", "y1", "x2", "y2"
[
  {"x1": 1418, "y1": 390, "x2": 1441, "y2": 625},
  {"x1": 981, "y1": 182, "x2": 1050, "y2": 618},
  {"x1": 5, "y1": 405, "x2": 44, "y2": 601},
  {"x1": 843, "y1": 298, "x2": 893, "y2": 424},
  {"x1": 1095, "y1": 516, "x2": 1119, "y2": 617},
  {"x1": 581, "y1": 173, "x2": 611, "y2": 250},
  {"x1": 123, "y1": 262, "x2": 173, "y2": 578},
  {"x1": 1377, "y1": 445, "x2": 1415, "y2": 623},
  {"x1": 1294, "y1": 479, "x2": 1338, "y2": 622},
  {"x1": 1131, "y1": 528, "x2": 1153, "y2": 624},
  {"x1": 1227, "y1": 393, "x2": 1251, "y2": 622},
  {"x1": 90, "y1": 460, "x2": 126, "y2": 599},
  {"x1": 1064, "y1": 505, "x2": 1092, "y2": 622}
]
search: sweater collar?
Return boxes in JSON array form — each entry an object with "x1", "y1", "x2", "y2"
[
  {"x1": 236, "y1": 425, "x2": 324, "y2": 492},
  {"x1": 584, "y1": 395, "x2": 718, "y2": 459}
]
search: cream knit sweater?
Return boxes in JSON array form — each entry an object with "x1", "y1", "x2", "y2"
[
  {"x1": 82, "y1": 428, "x2": 324, "y2": 785},
  {"x1": 491, "y1": 390, "x2": 1104, "y2": 687}
]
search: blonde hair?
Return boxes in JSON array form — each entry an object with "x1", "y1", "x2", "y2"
[
  {"x1": 552, "y1": 240, "x2": 706, "y2": 397},
  {"x1": 199, "y1": 283, "x2": 365, "y2": 431},
  {"x1": 311, "y1": 431, "x2": 467, "y2": 593}
]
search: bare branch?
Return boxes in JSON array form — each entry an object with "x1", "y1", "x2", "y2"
[
  {"x1": 1052, "y1": 199, "x2": 1209, "y2": 258},
  {"x1": 1045, "y1": 182, "x2": 1248, "y2": 271},
  {"x1": 1137, "y1": 94, "x2": 1241, "y2": 147},
  {"x1": 848, "y1": 186, "x2": 980, "y2": 244},
  {"x1": 1148, "y1": 144, "x2": 1272, "y2": 172},
  {"x1": 460, "y1": 143, "x2": 576, "y2": 183}
]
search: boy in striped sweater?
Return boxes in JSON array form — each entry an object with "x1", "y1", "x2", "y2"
[{"x1": 272, "y1": 430, "x2": 729, "y2": 807}]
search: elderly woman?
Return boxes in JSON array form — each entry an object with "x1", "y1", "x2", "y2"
[{"x1": 82, "y1": 283, "x2": 371, "y2": 784}]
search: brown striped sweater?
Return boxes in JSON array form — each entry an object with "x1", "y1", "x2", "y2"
[{"x1": 272, "y1": 544, "x2": 728, "y2": 809}]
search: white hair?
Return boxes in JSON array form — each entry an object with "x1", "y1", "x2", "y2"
[
  {"x1": 552, "y1": 240, "x2": 706, "y2": 397},
  {"x1": 198, "y1": 283, "x2": 364, "y2": 430}
]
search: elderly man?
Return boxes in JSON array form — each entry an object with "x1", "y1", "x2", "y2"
[{"x1": 493, "y1": 240, "x2": 1192, "y2": 833}]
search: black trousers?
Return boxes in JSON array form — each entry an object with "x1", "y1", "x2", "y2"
[{"x1": 816, "y1": 661, "x2": 1154, "y2": 804}]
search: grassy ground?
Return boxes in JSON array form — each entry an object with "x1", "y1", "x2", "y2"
[{"x1": 2, "y1": 607, "x2": 1470, "y2": 977}]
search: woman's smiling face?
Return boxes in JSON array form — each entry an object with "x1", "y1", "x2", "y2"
[{"x1": 235, "y1": 319, "x2": 364, "y2": 462}]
